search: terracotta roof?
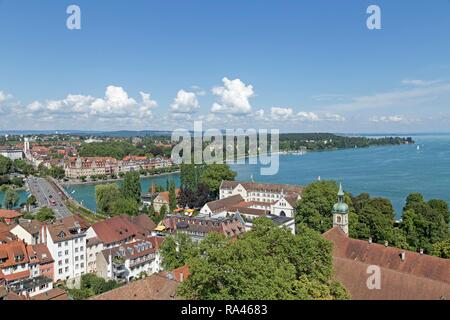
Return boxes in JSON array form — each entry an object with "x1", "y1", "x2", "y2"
[
  {"x1": 163, "y1": 215, "x2": 246, "y2": 237},
  {"x1": 0, "y1": 210, "x2": 22, "y2": 219},
  {"x1": 220, "y1": 180, "x2": 303, "y2": 195},
  {"x1": 32, "y1": 288, "x2": 68, "y2": 300},
  {"x1": 0, "y1": 231, "x2": 16, "y2": 244},
  {"x1": 323, "y1": 226, "x2": 450, "y2": 300},
  {"x1": 90, "y1": 273, "x2": 181, "y2": 300},
  {"x1": 55, "y1": 214, "x2": 91, "y2": 231},
  {"x1": 3, "y1": 270, "x2": 30, "y2": 282},
  {"x1": 16, "y1": 219, "x2": 42, "y2": 235},
  {"x1": 154, "y1": 189, "x2": 181, "y2": 203},
  {"x1": 46, "y1": 222, "x2": 84, "y2": 243},
  {"x1": 228, "y1": 206, "x2": 268, "y2": 216},
  {"x1": 205, "y1": 194, "x2": 244, "y2": 213},
  {"x1": 0, "y1": 240, "x2": 29, "y2": 268},
  {"x1": 333, "y1": 257, "x2": 450, "y2": 300},
  {"x1": 91, "y1": 214, "x2": 156, "y2": 245},
  {"x1": 30, "y1": 243, "x2": 54, "y2": 264}
]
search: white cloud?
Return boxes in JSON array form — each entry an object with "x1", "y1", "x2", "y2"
[
  {"x1": 297, "y1": 111, "x2": 320, "y2": 121},
  {"x1": 17, "y1": 86, "x2": 158, "y2": 126},
  {"x1": 271, "y1": 107, "x2": 294, "y2": 120},
  {"x1": 211, "y1": 77, "x2": 254, "y2": 115},
  {"x1": 370, "y1": 115, "x2": 405, "y2": 123},
  {"x1": 0, "y1": 91, "x2": 12, "y2": 103},
  {"x1": 322, "y1": 82, "x2": 450, "y2": 112},
  {"x1": 401, "y1": 79, "x2": 440, "y2": 86},
  {"x1": 171, "y1": 89, "x2": 200, "y2": 114}
]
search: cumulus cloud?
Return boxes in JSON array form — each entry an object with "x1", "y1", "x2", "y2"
[
  {"x1": 17, "y1": 85, "x2": 158, "y2": 126},
  {"x1": 171, "y1": 89, "x2": 200, "y2": 114},
  {"x1": 211, "y1": 77, "x2": 254, "y2": 115},
  {"x1": 271, "y1": 107, "x2": 294, "y2": 120}
]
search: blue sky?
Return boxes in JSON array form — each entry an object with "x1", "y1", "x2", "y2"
[{"x1": 0, "y1": 0, "x2": 450, "y2": 132}]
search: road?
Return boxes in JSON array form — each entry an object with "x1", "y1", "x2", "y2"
[{"x1": 27, "y1": 177, "x2": 73, "y2": 219}]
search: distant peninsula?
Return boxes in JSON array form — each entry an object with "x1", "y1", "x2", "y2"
[{"x1": 278, "y1": 133, "x2": 414, "y2": 152}]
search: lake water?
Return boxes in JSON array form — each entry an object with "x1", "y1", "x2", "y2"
[
  {"x1": 0, "y1": 189, "x2": 31, "y2": 209},
  {"x1": 2, "y1": 134, "x2": 450, "y2": 218},
  {"x1": 62, "y1": 173, "x2": 181, "y2": 212}
]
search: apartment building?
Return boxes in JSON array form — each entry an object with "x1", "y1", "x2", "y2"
[
  {"x1": 64, "y1": 156, "x2": 173, "y2": 179},
  {"x1": 96, "y1": 237, "x2": 164, "y2": 282},
  {"x1": 85, "y1": 214, "x2": 156, "y2": 273},
  {"x1": 42, "y1": 218, "x2": 87, "y2": 282}
]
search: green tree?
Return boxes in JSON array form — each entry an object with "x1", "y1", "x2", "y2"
[
  {"x1": 121, "y1": 171, "x2": 141, "y2": 204},
  {"x1": 354, "y1": 198, "x2": 396, "y2": 244},
  {"x1": 0, "y1": 155, "x2": 13, "y2": 175},
  {"x1": 110, "y1": 197, "x2": 139, "y2": 216},
  {"x1": 295, "y1": 180, "x2": 353, "y2": 233},
  {"x1": 49, "y1": 166, "x2": 65, "y2": 179},
  {"x1": 400, "y1": 193, "x2": 449, "y2": 253},
  {"x1": 199, "y1": 164, "x2": 236, "y2": 197},
  {"x1": 36, "y1": 207, "x2": 55, "y2": 222},
  {"x1": 178, "y1": 218, "x2": 349, "y2": 300},
  {"x1": 3, "y1": 188, "x2": 19, "y2": 209},
  {"x1": 159, "y1": 204, "x2": 168, "y2": 217},
  {"x1": 431, "y1": 239, "x2": 450, "y2": 259},
  {"x1": 96, "y1": 183, "x2": 122, "y2": 215},
  {"x1": 168, "y1": 180, "x2": 177, "y2": 212},
  {"x1": 160, "y1": 233, "x2": 198, "y2": 270},
  {"x1": 180, "y1": 164, "x2": 206, "y2": 192}
]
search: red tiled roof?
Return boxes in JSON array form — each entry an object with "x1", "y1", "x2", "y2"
[
  {"x1": 32, "y1": 288, "x2": 68, "y2": 300},
  {"x1": 0, "y1": 210, "x2": 22, "y2": 219},
  {"x1": 91, "y1": 214, "x2": 156, "y2": 245},
  {"x1": 90, "y1": 273, "x2": 181, "y2": 300},
  {"x1": 0, "y1": 240, "x2": 29, "y2": 268},
  {"x1": 3, "y1": 270, "x2": 30, "y2": 282},
  {"x1": 323, "y1": 226, "x2": 450, "y2": 300}
]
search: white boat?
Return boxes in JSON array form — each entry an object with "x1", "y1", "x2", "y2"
[{"x1": 417, "y1": 145, "x2": 420, "y2": 151}]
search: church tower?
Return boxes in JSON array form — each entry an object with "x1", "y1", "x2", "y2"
[{"x1": 332, "y1": 183, "x2": 349, "y2": 236}]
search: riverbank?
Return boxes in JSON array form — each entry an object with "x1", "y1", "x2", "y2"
[{"x1": 61, "y1": 170, "x2": 180, "y2": 186}]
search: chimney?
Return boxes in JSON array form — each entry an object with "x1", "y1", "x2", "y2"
[
  {"x1": 368, "y1": 237, "x2": 372, "y2": 244},
  {"x1": 384, "y1": 241, "x2": 388, "y2": 247},
  {"x1": 419, "y1": 248, "x2": 424, "y2": 255},
  {"x1": 180, "y1": 271, "x2": 184, "y2": 282},
  {"x1": 400, "y1": 251, "x2": 406, "y2": 261}
]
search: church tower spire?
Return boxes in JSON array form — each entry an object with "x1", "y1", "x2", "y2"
[{"x1": 333, "y1": 182, "x2": 349, "y2": 235}]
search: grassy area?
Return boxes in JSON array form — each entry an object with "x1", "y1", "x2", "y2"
[{"x1": 65, "y1": 200, "x2": 107, "y2": 223}]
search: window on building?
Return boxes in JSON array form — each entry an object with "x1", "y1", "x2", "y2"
[{"x1": 58, "y1": 268, "x2": 63, "y2": 274}]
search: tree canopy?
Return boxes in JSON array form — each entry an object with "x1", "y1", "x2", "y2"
[{"x1": 177, "y1": 218, "x2": 349, "y2": 300}]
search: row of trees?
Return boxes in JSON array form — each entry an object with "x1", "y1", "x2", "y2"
[
  {"x1": 78, "y1": 139, "x2": 172, "y2": 160},
  {"x1": 160, "y1": 218, "x2": 350, "y2": 300},
  {"x1": 295, "y1": 180, "x2": 449, "y2": 258}
]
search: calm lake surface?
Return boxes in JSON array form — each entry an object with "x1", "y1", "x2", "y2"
[{"x1": 2, "y1": 134, "x2": 450, "y2": 218}]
